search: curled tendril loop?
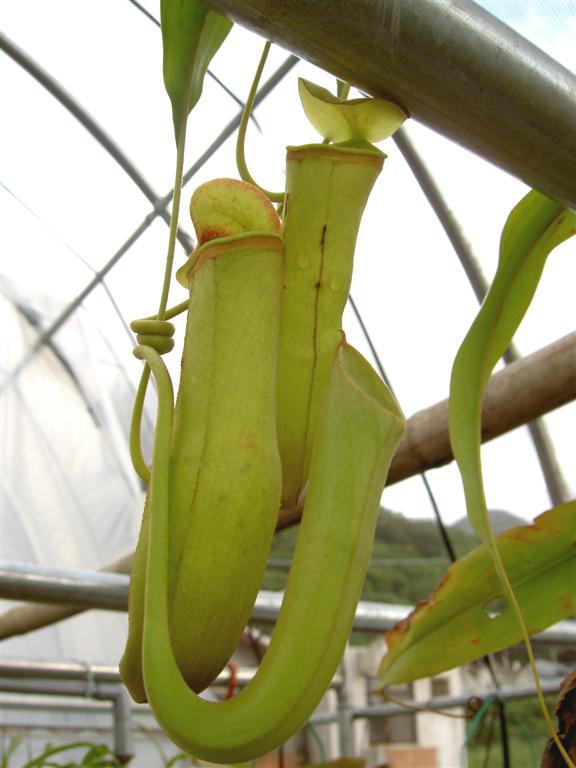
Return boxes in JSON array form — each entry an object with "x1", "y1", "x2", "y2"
[
  {"x1": 130, "y1": 318, "x2": 176, "y2": 355},
  {"x1": 129, "y1": 318, "x2": 176, "y2": 484}
]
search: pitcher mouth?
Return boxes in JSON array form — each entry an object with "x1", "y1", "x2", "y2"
[{"x1": 176, "y1": 232, "x2": 283, "y2": 288}]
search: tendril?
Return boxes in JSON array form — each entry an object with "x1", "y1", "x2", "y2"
[
  {"x1": 377, "y1": 685, "x2": 477, "y2": 719},
  {"x1": 236, "y1": 41, "x2": 284, "y2": 204},
  {"x1": 130, "y1": 122, "x2": 186, "y2": 482},
  {"x1": 129, "y1": 319, "x2": 176, "y2": 483},
  {"x1": 130, "y1": 319, "x2": 176, "y2": 355}
]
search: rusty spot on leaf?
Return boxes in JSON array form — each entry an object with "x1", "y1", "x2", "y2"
[
  {"x1": 559, "y1": 593, "x2": 575, "y2": 615},
  {"x1": 384, "y1": 598, "x2": 433, "y2": 649}
]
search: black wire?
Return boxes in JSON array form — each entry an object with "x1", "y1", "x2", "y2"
[
  {"x1": 348, "y1": 295, "x2": 393, "y2": 388},
  {"x1": 348, "y1": 294, "x2": 454, "y2": 553},
  {"x1": 498, "y1": 699, "x2": 512, "y2": 768},
  {"x1": 420, "y1": 466, "x2": 460, "y2": 563},
  {"x1": 483, "y1": 704, "x2": 497, "y2": 768},
  {"x1": 126, "y1": 0, "x2": 158, "y2": 26}
]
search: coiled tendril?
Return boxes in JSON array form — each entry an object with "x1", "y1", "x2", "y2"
[
  {"x1": 130, "y1": 318, "x2": 176, "y2": 355},
  {"x1": 129, "y1": 317, "x2": 177, "y2": 483}
]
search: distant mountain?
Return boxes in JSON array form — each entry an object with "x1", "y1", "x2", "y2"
[{"x1": 452, "y1": 509, "x2": 528, "y2": 536}]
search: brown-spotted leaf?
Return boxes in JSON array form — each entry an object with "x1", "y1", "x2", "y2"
[{"x1": 379, "y1": 502, "x2": 576, "y2": 684}]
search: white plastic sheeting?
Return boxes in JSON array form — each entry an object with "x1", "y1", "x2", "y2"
[{"x1": 1, "y1": 276, "x2": 146, "y2": 663}]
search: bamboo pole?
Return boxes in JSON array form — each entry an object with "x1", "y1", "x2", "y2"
[{"x1": 387, "y1": 332, "x2": 576, "y2": 485}]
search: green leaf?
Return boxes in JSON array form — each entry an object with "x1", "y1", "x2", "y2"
[
  {"x1": 1, "y1": 735, "x2": 24, "y2": 768},
  {"x1": 447, "y1": 188, "x2": 575, "y2": 765},
  {"x1": 161, "y1": 0, "x2": 232, "y2": 141},
  {"x1": 449, "y1": 191, "x2": 575, "y2": 544},
  {"x1": 298, "y1": 78, "x2": 408, "y2": 145},
  {"x1": 379, "y1": 502, "x2": 576, "y2": 684},
  {"x1": 22, "y1": 742, "x2": 113, "y2": 768}
]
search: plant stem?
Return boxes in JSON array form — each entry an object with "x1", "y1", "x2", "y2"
[
  {"x1": 158, "y1": 126, "x2": 187, "y2": 319},
  {"x1": 130, "y1": 124, "x2": 187, "y2": 478},
  {"x1": 236, "y1": 40, "x2": 284, "y2": 202}
]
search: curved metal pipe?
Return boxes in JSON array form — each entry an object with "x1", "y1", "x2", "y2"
[{"x1": 210, "y1": 0, "x2": 576, "y2": 208}]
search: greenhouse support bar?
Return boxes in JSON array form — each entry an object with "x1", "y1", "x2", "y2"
[
  {"x1": 0, "y1": 662, "x2": 566, "y2": 724},
  {"x1": 1, "y1": 559, "x2": 575, "y2": 644},
  {"x1": 0, "y1": 553, "x2": 132, "y2": 640},
  {"x1": 351, "y1": 680, "x2": 566, "y2": 720},
  {"x1": 209, "y1": 0, "x2": 576, "y2": 208},
  {"x1": 0, "y1": 559, "x2": 406, "y2": 631},
  {"x1": 0, "y1": 678, "x2": 566, "y2": 734},
  {"x1": 285, "y1": 679, "x2": 568, "y2": 725},
  {"x1": 0, "y1": 659, "x2": 274, "y2": 690},
  {"x1": 0, "y1": 560, "x2": 129, "y2": 611},
  {"x1": 0, "y1": 677, "x2": 134, "y2": 764}
]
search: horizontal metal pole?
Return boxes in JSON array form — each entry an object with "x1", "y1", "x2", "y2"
[
  {"x1": 1, "y1": 662, "x2": 564, "y2": 737},
  {"x1": 0, "y1": 695, "x2": 111, "y2": 715},
  {"x1": 0, "y1": 560, "x2": 129, "y2": 611},
  {"x1": 0, "y1": 559, "x2": 407, "y2": 630},
  {"x1": 0, "y1": 666, "x2": 566, "y2": 728},
  {"x1": 1, "y1": 560, "x2": 574, "y2": 644},
  {"x1": 0, "y1": 677, "x2": 123, "y2": 701},
  {"x1": 0, "y1": 554, "x2": 133, "y2": 640},
  {"x1": 252, "y1": 590, "x2": 410, "y2": 632},
  {"x1": 0, "y1": 659, "x2": 257, "y2": 689},
  {"x1": 0, "y1": 659, "x2": 342, "y2": 697},
  {"x1": 0, "y1": 660, "x2": 122, "y2": 684},
  {"x1": 210, "y1": 0, "x2": 576, "y2": 208},
  {"x1": 352, "y1": 679, "x2": 565, "y2": 720},
  {"x1": 0, "y1": 678, "x2": 136, "y2": 761},
  {"x1": 0, "y1": 679, "x2": 564, "y2": 726},
  {"x1": 294, "y1": 678, "x2": 568, "y2": 725},
  {"x1": 0, "y1": 696, "x2": 164, "y2": 737}
]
